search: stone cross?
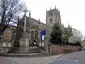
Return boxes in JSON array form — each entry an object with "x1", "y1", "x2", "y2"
[{"x1": 23, "y1": 8, "x2": 28, "y2": 33}]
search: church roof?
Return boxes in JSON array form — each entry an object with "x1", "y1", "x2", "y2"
[
  {"x1": 20, "y1": 15, "x2": 47, "y2": 26},
  {"x1": 19, "y1": 15, "x2": 52, "y2": 31}
]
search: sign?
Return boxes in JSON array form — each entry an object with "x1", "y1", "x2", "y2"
[
  {"x1": 41, "y1": 30, "x2": 46, "y2": 35},
  {"x1": 41, "y1": 35, "x2": 45, "y2": 40},
  {"x1": 41, "y1": 30, "x2": 46, "y2": 40}
]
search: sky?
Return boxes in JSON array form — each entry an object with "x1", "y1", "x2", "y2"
[{"x1": 21, "y1": 0, "x2": 85, "y2": 36}]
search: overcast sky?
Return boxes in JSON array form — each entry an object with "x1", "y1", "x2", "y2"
[{"x1": 21, "y1": 0, "x2": 85, "y2": 35}]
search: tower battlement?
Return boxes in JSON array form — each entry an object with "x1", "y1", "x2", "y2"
[{"x1": 46, "y1": 8, "x2": 61, "y2": 28}]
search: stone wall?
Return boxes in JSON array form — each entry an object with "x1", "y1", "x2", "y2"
[{"x1": 51, "y1": 45, "x2": 81, "y2": 55}]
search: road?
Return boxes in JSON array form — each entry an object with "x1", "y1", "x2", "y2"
[
  {"x1": 0, "y1": 51, "x2": 85, "y2": 64},
  {"x1": 48, "y1": 50, "x2": 85, "y2": 64}
]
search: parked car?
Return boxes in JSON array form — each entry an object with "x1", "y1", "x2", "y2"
[{"x1": 81, "y1": 40, "x2": 85, "y2": 50}]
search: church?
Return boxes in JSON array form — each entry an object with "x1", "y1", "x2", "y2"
[
  {"x1": 19, "y1": 7, "x2": 61, "y2": 45},
  {"x1": 0, "y1": 7, "x2": 61, "y2": 53},
  {"x1": 18, "y1": 7, "x2": 61, "y2": 53}
]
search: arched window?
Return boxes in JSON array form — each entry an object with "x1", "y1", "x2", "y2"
[
  {"x1": 31, "y1": 31, "x2": 34, "y2": 40},
  {"x1": 50, "y1": 18, "x2": 52, "y2": 23},
  {"x1": 35, "y1": 30, "x2": 38, "y2": 40}
]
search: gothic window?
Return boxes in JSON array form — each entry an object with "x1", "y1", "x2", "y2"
[
  {"x1": 31, "y1": 31, "x2": 34, "y2": 40},
  {"x1": 35, "y1": 30, "x2": 38, "y2": 40},
  {"x1": 57, "y1": 17, "x2": 60, "y2": 24},
  {"x1": 50, "y1": 18, "x2": 52, "y2": 23}
]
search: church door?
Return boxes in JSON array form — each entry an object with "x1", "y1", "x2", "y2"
[
  {"x1": 34, "y1": 30, "x2": 38, "y2": 45},
  {"x1": 30, "y1": 31, "x2": 35, "y2": 46}
]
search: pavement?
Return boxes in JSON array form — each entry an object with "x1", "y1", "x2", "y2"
[{"x1": 0, "y1": 54, "x2": 65, "y2": 64}]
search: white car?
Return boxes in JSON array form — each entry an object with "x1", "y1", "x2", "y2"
[{"x1": 82, "y1": 47, "x2": 85, "y2": 50}]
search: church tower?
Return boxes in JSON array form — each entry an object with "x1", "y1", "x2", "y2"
[{"x1": 46, "y1": 7, "x2": 61, "y2": 27}]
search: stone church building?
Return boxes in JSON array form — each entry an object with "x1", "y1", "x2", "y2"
[
  {"x1": 20, "y1": 7, "x2": 61, "y2": 45},
  {"x1": 0, "y1": 7, "x2": 61, "y2": 53},
  {"x1": 18, "y1": 7, "x2": 61, "y2": 53}
]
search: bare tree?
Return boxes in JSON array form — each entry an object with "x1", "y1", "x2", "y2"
[{"x1": 0, "y1": 0, "x2": 24, "y2": 31}]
